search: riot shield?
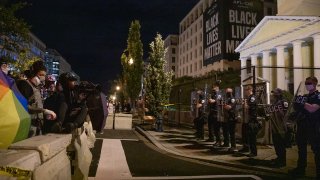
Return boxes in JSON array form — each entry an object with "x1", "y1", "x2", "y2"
[
  {"x1": 191, "y1": 91, "x2": 198, "y2": 119},
  {"x1": 216, "y1": 89, "x2": 225, "y2": 122}
]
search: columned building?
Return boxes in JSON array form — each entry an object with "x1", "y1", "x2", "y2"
[{"x1": 236, "y1": 2, "x2": 320, "y2": 94}]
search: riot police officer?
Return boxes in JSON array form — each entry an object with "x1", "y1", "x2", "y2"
[
  {"x1": 269, "y1": 88, "x2": 288, "y2": 167},
  {"x1": 195, "y1": 90, "x2": 206, "y2": 140},
  {"x1": 223, "y1": 88, "x2": 237, "y2": 152},
  {"x1": 207, "y1": 84, "x2": 219, "y2": 142},
  {"x1": 289, "y1": 76, "x2": 320, "y2": 179},
  {"x1": 244, "y1": 85, "x2": 260, "y2": 157}
]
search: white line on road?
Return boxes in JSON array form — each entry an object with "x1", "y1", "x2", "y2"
[{"x1": 94, "y1": 139, "x2": 132, "y2": 180}]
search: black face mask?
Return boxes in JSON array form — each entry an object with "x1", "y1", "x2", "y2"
[{"x1": 226, "y1": 92, "x2": 232, "y2": 97}]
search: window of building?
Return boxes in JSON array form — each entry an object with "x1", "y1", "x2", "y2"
[
  {"x1": 190, "y1": 39, "x2": 192, "y2": 48},
  {"x1": 190, "y1": 52, "x2": 192, "y2": 60},
  {"x1": 183, "y1": 57, "x2": 185, "y2": 64},
  {"x1": 172, "y1": 48, "x2": 176, "y2": 54},
  {"x1": 199, "y1": 46, "x2": 202, "y2": 55},
  {"x1": 190, "y1": 64, "x2": 192, "y2": 73},
  {"x1": 172, "y1": 57, "x2": 175, "y2": 63},
  {"x1": 199, "y1": 60, "x2": 202, "y2": 69},
  {"x1": 195, "y1": 62, "x2": 197, "y2": 71},
  {"x1": 195, "y1": 49, "x2": 197, "y2": 58},
  {"x1": 195, "y1": 36, "x2": 197, "y2": 45},
  {"x1": 200, "y1": 33, "x2": 202, "y2": 42},
  {"x1": 172, "y1": 66, "x2": 175, "y2": 71},
  {"x1": 186, "y1": 66, "x2": 188, "y2": 74},
  {"x1": 187, "y1": 54, "x2": 188, "y2": 62}
]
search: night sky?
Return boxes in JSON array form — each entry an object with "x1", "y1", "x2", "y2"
[{"x1": 13, "y1": 0, "x2": 199, "y2": 92}]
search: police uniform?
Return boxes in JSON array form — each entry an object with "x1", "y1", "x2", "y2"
[
  {"x1": 292, "y1": 90, "x2": 320, "y2": 177},
  {"x1": 223, "y1": 94, "x2": 237, "y2": 149},
  {"x1": 208, "y1": 91, "x2": 218, "y2": 142},
  {"x1": 270, "y1": 97, "x2": 288, "y2": 166},
  {"x1": 247, "y1": 94, "x2": 259, "y2": 156},
  {"x1": 195, "y1": 93, "x2": 205, "y2": 139}
]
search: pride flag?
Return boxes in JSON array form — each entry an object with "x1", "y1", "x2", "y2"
[{"x1": 0, "y1": 72, "x2": 31, "y2": 149}]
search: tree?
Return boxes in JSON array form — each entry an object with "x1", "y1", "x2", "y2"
[
  {"x1": 10, "y1": 50, "x2": 40, "y2": 76},
  {"x1": 145, "y1": 33, "x2": 173, "y2": 116},
  {"x1": 0, "y1": 2, "x2": 30, "y2": 55},
  {"x1": 121, "y1": 20, "x2": 144, "y2": 107}
]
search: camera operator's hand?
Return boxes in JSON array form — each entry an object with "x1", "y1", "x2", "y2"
[{"x1": 43, "y1": 109, "x2": 57, "y2": 120}]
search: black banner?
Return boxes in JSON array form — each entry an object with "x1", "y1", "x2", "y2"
[{"x1": 203, "y1": 0, "x2": 263, "y2": 66}]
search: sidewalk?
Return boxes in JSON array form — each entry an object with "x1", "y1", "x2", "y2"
[{"x1": 135, "y1": 121, "x2": 316, "y2": 179}]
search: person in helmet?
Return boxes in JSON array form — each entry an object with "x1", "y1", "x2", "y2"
[{"x1": 43, "y1": 72, "x2": 88, "y2": 133}]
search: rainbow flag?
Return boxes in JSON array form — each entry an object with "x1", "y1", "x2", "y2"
[{"x1": 0, "y1": 72, "x2": 31, "y2": 149}]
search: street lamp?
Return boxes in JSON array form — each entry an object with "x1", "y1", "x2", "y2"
[{"x1": 113, "y1": 86, "x2": 120, "y2": 130}]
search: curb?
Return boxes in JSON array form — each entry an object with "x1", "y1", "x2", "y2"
[{"x1": 135, "y1": 126, "x2": 291, "y2": 178}]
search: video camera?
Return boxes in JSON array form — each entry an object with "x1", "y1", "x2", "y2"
[{"x1": 75, "y1": 81, "x2": 99, "y2": 95}]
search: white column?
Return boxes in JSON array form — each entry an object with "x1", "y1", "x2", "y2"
[
  {"x1": 276, "y1": 46, "x2": 286, "y2": 90},
  {"x1": 313, "y1": 34, "x2": 320, "y2": 78},
  {"x1": 292, "y1": 40, "x2": 304, "y2": 92},
  {"x1": 251, "y1": 54, "x2": 258, "y2": 82},
  {"x1": 262, "y1": 50, "x2": 271, "y2": 82},
  {"x1": 240, "y1": 57, "x2": 247, "y2": 84}
]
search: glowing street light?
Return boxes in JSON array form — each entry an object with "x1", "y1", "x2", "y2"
[
  {"x1": 113, "y1": 85, "x2": 120, "y2": 130},
  {"x1": 129, "y1": 58, "x2": 134, "y2": 65}
]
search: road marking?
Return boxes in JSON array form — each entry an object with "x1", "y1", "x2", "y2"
[
  {"x1": 130, "y1": 175, "x2": 262, "y2": 179},
  {"x1": 94, "y1": 139, "x2": 132, "y2": 180}
]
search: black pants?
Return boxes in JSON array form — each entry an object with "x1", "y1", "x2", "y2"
[
  {"x1": 248, "y1": 122, "x2": 259, "y2": 155},
  {"x1": 272, "y1": 133, "x2": 286, "y2": 162},
  {"x1": 222, "y1": 121, "x2": 236, "y2": 147},
  {"x1": 296, "y1": 121, "x2": 320, "y2": 178},
  {"x1": 195, "y1": 117, "x2": 205, "y2": 139},
  {"x1": 213, "y1": 120, "x2": 221, "y2": 142},
  {"x1": 207, "y1": 112, "x2": 216, "y2": 140},
  {"x1": 241, "y1": 123, "x2": 249, "y2": 149}
]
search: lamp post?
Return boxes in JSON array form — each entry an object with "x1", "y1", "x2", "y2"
[{"x1": 112, "y1": 86, "x2": 120, "y2": 130}]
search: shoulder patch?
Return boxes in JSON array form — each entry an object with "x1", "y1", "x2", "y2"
[
  {"x1": 231, "y1": 98, "x2": 235, "y2": 103},
  {"x1": 250, "y1": 97, "x2": 255, "y2": 102},
  {"x1": 217, "y1": 95, "x2": 222, "y2": 100},
  {"x1": 283, "y1": 102, "x2": 289, "y2": 108}
]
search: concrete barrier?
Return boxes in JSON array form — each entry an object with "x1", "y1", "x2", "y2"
[{"x1": 0, "y1": 134, "x2": 72, "y2": 180}]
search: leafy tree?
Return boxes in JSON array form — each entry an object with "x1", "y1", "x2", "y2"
[
  {"x1": 145, "y1": 33, "x2": 173, "y2": 116},
  {"x1": 121, "y1": 20, "x2": 144, "y2": 107},
  {"x1": 0, "y1": 2, "x2": 30, "y2": 55},
  {"x1": 10, "y1": 50, "x2": 40, "y2": 76}
]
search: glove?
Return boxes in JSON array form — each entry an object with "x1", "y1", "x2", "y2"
[{"x1": 43, "y1": 109, "x2": 57, "y2": 120}]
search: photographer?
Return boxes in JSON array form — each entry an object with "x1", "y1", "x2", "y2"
[{"x1": 43, "y1": 72, "x2": 87, "y2": 133}]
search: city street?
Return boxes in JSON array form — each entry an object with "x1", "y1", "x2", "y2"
[{"x1": 87, "y1": 113, "x2": 315, "y2": 180}]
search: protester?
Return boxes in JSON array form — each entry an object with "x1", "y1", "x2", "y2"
[
  {"x1": 223, "y1": 88, "x2": 237, "y2": 152},
  {"x1": 289, "y1": 76, "x2": 320, "y2": 179},
  {"x1": 243, "y1": 85, "x2": 260, "y2": 157},
  {"x1": 269, "y1": 88, "x2": 288, "y2": 167},
  {"x1": 17, "y1": 60, "x2": 56, "y2": 136},
  {"x1": 0, "y1": 57, "x2": 10, "y2": 76}
]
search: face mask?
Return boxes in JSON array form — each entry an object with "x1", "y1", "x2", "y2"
[
  {"x1": 305, "y1": 84, "x2": 314, "y2": 91},
  {"x1": 226, "y1": 92, "x2": 232, "y2": 97},
  {"x1": 38, "y1": 76, "x2": 45, "y2": 82},
  {"x1": 32, "y1": 76, "x2": 41, "y2": 86}
]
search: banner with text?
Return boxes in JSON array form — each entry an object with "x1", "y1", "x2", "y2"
[{"x1": 203, "y1": 0, "x2": 263, "y2": 66}]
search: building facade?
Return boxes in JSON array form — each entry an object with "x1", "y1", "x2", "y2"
[
  {"x1": 164, "y1": 35, "x2": 178, "y2": 78},
  {"x1": 45, "y1": 48, "x2": 71, "y2": 79},
  {"x1": 236, "y1": 0, "x2": 320, "y2": 94},
  {"x1": 177, "y1": 0, "x2": 277, "y2": 78}
]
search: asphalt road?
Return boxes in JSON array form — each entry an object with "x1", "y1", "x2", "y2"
[{"x1": 88, "y1": 129, "x2": 287, "y2": 180}]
